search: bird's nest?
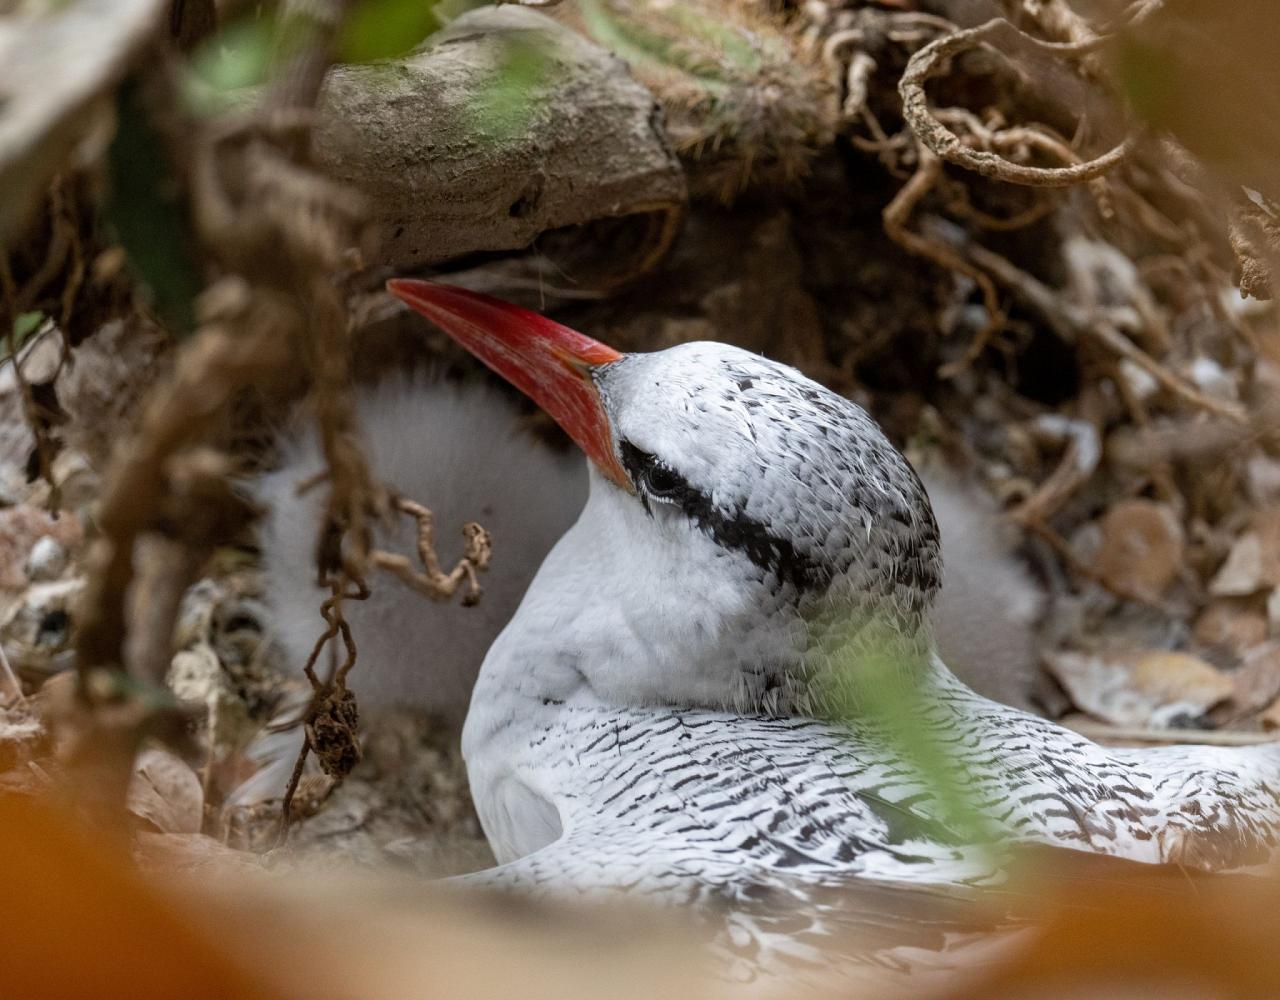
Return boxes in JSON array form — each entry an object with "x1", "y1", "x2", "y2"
[{"x1": 2, "y1": 0, "x2": 1280, "y2": 863}]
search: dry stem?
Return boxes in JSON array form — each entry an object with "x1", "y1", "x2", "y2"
[
  {"x1": 69, "y1": 2, "x2": 386, "y2": 819},
  {"x1": 964, "y1": 241, "x2": 1248, "y2": 424},
  {"x1": 882, "y1": 147, "x2": 1007, "y2": 360}
]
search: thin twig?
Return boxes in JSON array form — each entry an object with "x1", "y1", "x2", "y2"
[
  {"x1": 276, "y1": 739, "x2": 311, "y2": 845},
  {"x1": 1020, "y1": 517, "x2": 1180, "y2": 614},
  {"x1": 964, "y1": 241, "x2": 1249, "y2": 424},
  {"x1": 882, "y1": 146, "x2": 1007, "y2": 359},
  {"x1": 1009, "y1": 438, "x2": 1088, "y2": 526},
  {"x1": 1062, "y1": 718, "x2": 1274, "y2": 748}
]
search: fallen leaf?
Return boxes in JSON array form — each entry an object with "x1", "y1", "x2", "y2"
[
  {"x1": 1193, "y1": 599, "x2": 1268, "y2": 654},
  {"x1": 1211, "y1": 533, "x2": 1264, "y2": 596},
  {"x1": 1223, "y1": 642, "x2": 1280, "y2": 719},
  {"x1": 1044, "y1": 649, "x2": 1235, "y2": 728},
  {"x1": 1092, "y1": 500, "x2": 1184, "y2": 601},
  {"x1": 1210, "y1": 508, "x2": 1280, "y2": 597},
  {"x1": 127, "y1": 747, "x2": 204, "y2": 835}
]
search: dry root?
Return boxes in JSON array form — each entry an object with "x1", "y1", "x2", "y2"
[
  {"x1": 799, "y1": 0, "x2": 1260, "y2": 635},
  {"x1": 272, "y1": 492, "x2": 492, "y2": 838},
  {"x1": 277, "y1": 573, "x2": 368, "y2": 840},
  {"x1": 67, "y1": 1, "x2": 388, "y2": 816},
  {"x1": 371, "y1": 497, "x2": 493, "y2": 608},
  {"x1": 305, "y1": 687, "x2": 361, "y2": 780},
  {"x1": 899, "y1": 17, "x2": 1133, "y2": 190}
]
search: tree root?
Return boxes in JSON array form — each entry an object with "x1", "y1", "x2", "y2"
[
  {"x1": 277, "y1": 573, "x2": 368, "y2": 842},
  {"x1": 68, "y1": 1, "x2": 396, "y2": 818},
  {"x1": 882, "y1": 147, "x2": 1007, "y2": 363},
  {"x1": 899, "y1": 17, "x2": 1136, "y2": 189}
]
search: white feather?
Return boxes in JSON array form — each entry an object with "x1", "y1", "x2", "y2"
[{"x1": 239, "y1": 377, "x2": 584, "y2": 803}]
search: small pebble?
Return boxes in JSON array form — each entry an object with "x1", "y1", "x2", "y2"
[{"x1": 26, "y1": 535, "x2": 67, "y2": 582}]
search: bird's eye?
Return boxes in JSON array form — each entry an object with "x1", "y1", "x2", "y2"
[
  {"x1": 619, "y1": 439, "x2": 686, "y2": 502},
  {"x1": 643, "y1": 462, "x2": 683, "y2": 499}
]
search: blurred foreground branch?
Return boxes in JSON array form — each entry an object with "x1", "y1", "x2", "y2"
[{"x1": 69, "y1": 0, "x2": 384, "y2": 808}]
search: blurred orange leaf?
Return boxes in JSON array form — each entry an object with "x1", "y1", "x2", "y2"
[{"x1": 0, "y1": 794, "x2": 282, "y2": 1000}]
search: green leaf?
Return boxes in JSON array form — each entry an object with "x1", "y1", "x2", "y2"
[
  {"x1": 338, "y1": 0, "x2": 442, "y2": 64},
  {"x1": 102, "y1": 78, "x2": 203, "y2": 338},
  {"x1": 184, "y1": 17, "x2": 276, "y2": 115},
  {"x1": 13, "y1": 312, "x2": 44, "y2": 343},
  {"x1": 820, "y1": 620, "x2": 997, "y2": 846},
  {"x1": 3, "y1": 313, "x2": 46, "y2": 363}
]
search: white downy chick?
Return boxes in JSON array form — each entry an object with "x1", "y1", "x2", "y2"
[
  {"x1": 258, "y1": 378, "x2": 584, "y2": 719},
  {"x1": 239, "y1": 378, "x2": 583, "y2": 803}
]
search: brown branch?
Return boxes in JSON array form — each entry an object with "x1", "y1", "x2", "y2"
[
  {"x1": 963, "y1": 241, "x2": 1248, "y2": 424},
  {"x1": 68, "y1": 2, "x2": 382, "y2": 830},
  {"x1": 1009, "y1": 436, "x2": 1091, "y2": 526}
]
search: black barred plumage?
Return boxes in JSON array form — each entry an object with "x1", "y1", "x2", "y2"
[{"x1": 465, "y1": 670, "x2": 1280, "y2": 981}]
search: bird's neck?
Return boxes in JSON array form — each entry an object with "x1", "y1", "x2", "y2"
[
  {"x1": 462, "y1": 472, "x2": 957, "y2": 760},
  {"x1": 458, "y1": 473, "x2": 975, "y2": 863}
]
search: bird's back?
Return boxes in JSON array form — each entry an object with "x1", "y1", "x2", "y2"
[
  {"x1": 462, "y1": 682, "x2": 1280, "y2": 979},
  {"x1": 477, "y1": 670, "x2": 1280, "y2": 899}
]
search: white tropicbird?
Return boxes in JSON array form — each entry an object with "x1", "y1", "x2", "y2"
[{"x1": 328, "y1": 279, "x2": 1280, "y2": 977}]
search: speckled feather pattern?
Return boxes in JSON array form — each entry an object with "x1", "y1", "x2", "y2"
[{"x1": 604, "y1": 348, "x2": 943, "y2": 620}]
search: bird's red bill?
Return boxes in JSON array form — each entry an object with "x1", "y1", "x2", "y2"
[{"x1": 386, "y1": 279, "x2": 631, "y2": 489}]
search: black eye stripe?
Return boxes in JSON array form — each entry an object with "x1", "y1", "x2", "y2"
[{"x1": 617, "y1": 439, "x2": 826, "y2": 591}]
